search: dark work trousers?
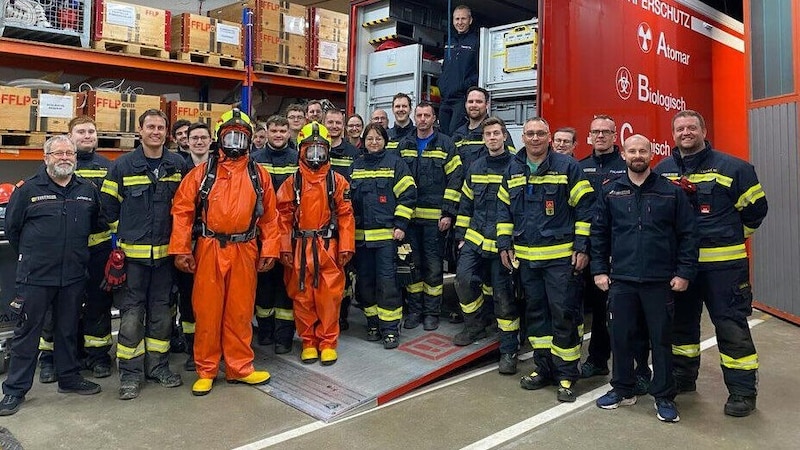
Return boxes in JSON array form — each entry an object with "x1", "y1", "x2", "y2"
[
  {"x1": 437, "y1": 97, "x2": 467, "y2": 137},
  {"x1": 455, "y1": 245, "x2": 518, "y2": 354},
  {"x1": 672, "y1": 261, "x2": 757, "y2": 396},
  {"x1": 520, "y1": 262, "x2": 582, "y2": 382},
  {"x1": 608, "y1": 280, "x2": 675, "y2": 399},
  {"x1": 339, "y1": 263, "x2": 356, "y2": 322},
  {"x1": 175, "y1": 269, "x2": 195, "y2": 353},
  {"x1": 405, "y1": 222, "x2": 444, "y2": 317},
  {"x1": 255, "y1": 265, "x2": 295, "y2": 346},
  {"x1": 355, "y1": 243, "x2": 403, "y2": 335},
  {"x1": 115, "y1": 261, "x2": 174, "y2": 382},
  {"x1": 82, "y1": 243, "x2": 114, "y2": 368},
  {"x1": 584, "y1": 269, "x2": 652, "y2": 378},
  {"x1": 3, "y1": 281, "x2": 86, "y2": 397}
]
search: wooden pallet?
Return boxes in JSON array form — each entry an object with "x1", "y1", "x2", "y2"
[
  {"x1": 170, "y1": 51, "x2": 244, "y2": 69},
  {"x1": 0, "y1": 131, "x2": 49, "y2": 148},
  {"x1": 92, "y1": 39, "x2": 169, "y2": 59},
  {"x1": 96, "y1": 132, "x2": 138, "y2": 151},
  {"x1": 255, "y1": 62, "x2": 308, "y2": 77},
  {"x1": 310, "y1": 69, "x2": 347, "y2": 83}
]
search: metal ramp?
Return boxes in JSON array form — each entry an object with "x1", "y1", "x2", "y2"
[{"x1": 252, "y1": 309, "x2": 499, "y2": 422}]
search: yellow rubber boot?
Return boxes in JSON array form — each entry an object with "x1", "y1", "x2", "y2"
[
  {"x1": 231, "y1": 371, "x2": 271, "y2": 386},
  {"x1": 192, "y1": 378, "x2": 214, "y2": 396},
  {"x1": 320, "y1": 348, "x2": 338, "y2": 366},
  {"x1": 301, "y1": 347, "x2": 319, "y2": 364}
]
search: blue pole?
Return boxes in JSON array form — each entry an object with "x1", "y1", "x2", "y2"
[{"x1": 242, "y1": 7, "x2": 253, "y2": 115}]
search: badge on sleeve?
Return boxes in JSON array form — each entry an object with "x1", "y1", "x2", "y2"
[
  {"x1": 700, "y1": 204, "x2": 711, "y2": 214},
  {"x1": 379, "y1": 195, "x2": 387, "y2": 203},
  {"x1": 545, "y1": 200, "x2": 555, "y2": 216}
]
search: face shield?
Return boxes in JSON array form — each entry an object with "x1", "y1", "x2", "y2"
[
  {"x1": 219, "y1": 128, "x2": 250, "y2": 158},
  {"x1": 304, "y1": 143, "x2": 329, "y2": 170}
]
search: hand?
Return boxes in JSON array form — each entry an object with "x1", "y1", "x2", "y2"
[
  {"x1": 174, "y1": 254, "x2": 196, "y2": 273},
  {"x1": 280, "y1": 252, "x2": 293, "y2": 267},
  {"x1": 594, "y1": 274, "x2": 610, "y2": 292},
  {"x1": 393, "y1": 228, "x2": 406, "y2": 241},
  {"x1": 572, "y1": 251, "x2": 588, "y2": 272},
  {"x1": 458, "y1": 240, "x2": 465, "y2": 250},
  {"x1": 670, "y1": 276, "x2": 689, "y2": 292},
  {"x1": 438, "y1": 216, "x2": 452, "y2": 232},
  {"x1": 500, "y1": 249, "x2": 516, "y2": 271},
  {"x1": 338, "y1": 251, "x2": 354, "y2": 266},
  {"x1": 257, "y1": 257, "x2": 276, "y2": 272}
]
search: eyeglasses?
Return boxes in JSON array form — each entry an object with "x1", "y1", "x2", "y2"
[
  {"x1": 46, "y1": 150, "x2": 77, "y2": 157},
  {"x1": 523, "y1": 130, "x2": 549, "y2": 138},
  {"x1": 553, "y1": 138, "x2": 574, "y2": 145},
  {"x1": 590, "y1": 129, "x2": 615, "y2": 136},
  {"x1": 347, "y1": 124, "x2": 363, "y2": 128},
  {"x1": 189, "y1": 135, "x2": 210, "y2": 141}
]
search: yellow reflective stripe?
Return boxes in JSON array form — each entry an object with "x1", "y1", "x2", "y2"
[
  {"x1": 482, "y1": 284, "x2": 493, "y2": 296},
  {"x1": 577, "y1": 323, "x2": 585, "y2": 338},
  {"x1": 508, "y1": 176, "x2": 526, "y2": 189},
  {"x1": 456, "y1": 139, "x2": 484, "y2": 147},
  {"x1": 275, "y1": 308, "x2": 294, "y2": 321},
  {"x1": 444, "y1": 155, "x2": 462, "y2": 175},
  {"x1": 84, "y1": 334, "x2": 113, "y2": 348},
  {"x1": 394, "y1": 175, "x2": 415, "y2": 197},
  {"x1": 423, "y1": 283, "x2": 443, "y2": 296},
  {"x1": 413, "y1": 207, "x2": 441, "y2": 220},
  {"x1": 698, "y1": 244, "x2": 747, "y2": 263},
  {"x1": 529, "y1": 174, "x2": 568, "y2": 185},
  {"x1": 423, "y1": 150, "x2": 448, "y2": 160},
  {"x1": 444, "y1": 188, "x2": 462, "y2": 202},
  {"x1": 395, "y1": 204, "x2": 413, "y2": 219},
  {"x1": 568, "y1": 179, "x2": 593, "y2": 207},
  {"x1": 330, "y1": 157, "x2": 354, "y2": 167},
  {"x1": 255, "y1": 306, "x2": 275, "y2": 318},
  {"x1": 117, "y1": 341, "x2": 145, "y2": 360},
  {"x1": 123, "y1": 175, "x2": 151, "y2": 186},
  {"x1": 406, "y1": 282, "x2": 423, "y2": 294},
  {"x1": 351, "y1": 169, "x2": 394, "y2": 179},
  {"x1": 574, "y1": 221, "x2": 591, "y2": 237},
  {"x1": 259, "y1": 163, "x2": 298, "y2": 175},
  {"x1": 39, "y1": 338, "x2": 54, "y2": 351},
  {"x1": 514, "y1": 242, "x2": 573, "y2": 261},
  {"x1": 743, "y1": 225, "x2": 756, "y2": 238},
  {"x1": 109, "y1": 220, "x2": 119, "y2": 233},
  {"x1": 400, "y1": 149, "x2": 417, "y2": 158},
  {"x1": 735, "y1": 183, "x2": 766, "y2": 210},
  {"x1": 145, "y1": 337, "x2": 170, "y2": 353},
  {"x1": 355, "y1": 228, "x2": 394, "y2": 241},
  {"x1": 182, "y1": 321, "x2": 196, "y2": 334},
  {"x1": 75, "y1": 169, "x2": 108, "y2": 178},
  {"x1": 498, "y1": 186, "x2": 511, "y2": 205},
  {"x1": 378, "y1": 306, "x2": 403, "y2": 322},
  {"x1": 528, "y1": 335, "x2": 553, "y2": 349},
  {"x1": 497, "y1": 222, "x2": 514, "y2": 236},
  {"x1": 672, "y1": 343, "x2": 701, "y2": 358},
  {"x1": 462, "y1": 181, "x2": 474, "y2": 200},
  {"x1": 161, "y1": 173, "x2": 182, "y2": 183},
  {"x1": 551, "y1": 343, "x2": 581, "y2": 362},
  {"x1": 497, "y1": 318, "x2": 520, "y2": 332},
  {"x1": 455, "y1": 215, "x2": 471, "y2": 228},
  {"x1": 720, "y1": 352, "x2": 759, "y2": 370},
  {"x1": 88, "y1": 229, "x2": 112, "y2": 247},
  {"x1": 686, "y1": 172, "x2": 732, "y2": 187},
  {"x1": 101, "y1": 179, "x2": 121, "y2": 201},
  {"x1": 386, "y1": 141, "x2": 399, "y2": 150},
  {"x1": 119, "y1": 242, "x2": 170, "y2": 260},
  {"x1": 471, "y1": 174, "x2": 504, "y2": 184},
  {"x1": 466, "y1": 228, "x2": 498, "y2": 252},
  {"x1": 460, "y1": 294, "x2": 484, "y2": 314},
  {"x1": 364, "y1": 305, "x2": 379, "y2": 317}
]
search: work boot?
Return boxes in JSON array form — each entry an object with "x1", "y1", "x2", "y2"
[
  {"x1": 724, "y1": 394, "x2": 757, "y2": 417},
  {"x1": 675, "y1": 378, "x2": 697, "y2": 394},
  {"x1": 520, "y1": 372, "x2": 552, "y2": 390},
  {"x1": 39, "y1": 364, "x2": 56, "y2": 384},
  {"x1": 580, "y1": 361, "x2": 610, "y2": 378},
  {"x1": 320, "y1": 349, "x2": 338, "y2": 366},
  {"x1": 403, "y1": 313, "x2": 421, "y2": 329},
  {"x1": 257, "y1": 331, "x2": 274, "y2": 347},
  {"x1": 557, "y1": 380, "x2": 577, "y2": 403},
  {"x1": 58, "y1": 378, "x2": 101, "y2": 395},
  {"x1": 453, "y1": 326, "x2": 487, "y2": 346},
  {"x1": 339, "y1": 317, "x2": 350, "y2": 331},
  {"x1": 301, "y1": 347, "x2": 319, "y2": 364},
  {"x1": 498, "y1": 353, "x2": 518, "y2": 375},
  {"x1": 423, "y1": 315, "x2": 439, "y2": 331},
  {"x1": 192, "y1": 378, "x2": 213, "y2": 396},
  {"x1": 0, "y1": 395, "x2": 24, "y2": 416},
  {"x1": 366, "y1": 327, "x2": 381, "y2": 342},
  {"x1": 118, "y1": 380, "x2": 141, "y2": 400},
  {"x1": 184, "y1": 354, "x2": 196, "y2": 372},
  {"x1": 90, "y1": 363, "x2": 112, "y2": 379},
  {"x1": 448, "y1": 311, "x2": 464, "y2": 324},
  {"x1": 147, "y1": 368, "x2": 183, "y2": 388},
  {"x1": 229, "y1": 371, "x2": 271, "y2": 385},
  {"x1": 383, "y1": 334, "x2": 399, "y2": 350},
  {"x1": 274, "y1": 342, "x2": 292, "y2": 355}
]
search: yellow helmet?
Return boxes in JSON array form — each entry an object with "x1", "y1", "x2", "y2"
[
  {"x1": 214, "y1": 108, "x2": 253, "y2": 158},
  {"x1": 298, "y1": 122, "x2": 330, "y2": 170},
  {"x1": 297, "y1": 121, "x2": 331, "y2": 147}
]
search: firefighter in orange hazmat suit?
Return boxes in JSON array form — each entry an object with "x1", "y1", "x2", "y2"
[
  {"x1": 169, "y1": 109, "x2": 280, "y2": 395},
  {"x1": 277, "y1": 122, "x2": 355, "y2": 366}
]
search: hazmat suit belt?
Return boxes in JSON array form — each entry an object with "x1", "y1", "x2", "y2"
[
  {"x1": 200, "y1": 223, "x2": 258, "y2": 243},
  {"x1": 293, "y1": 227, "x2": 336, "y2": 239}
]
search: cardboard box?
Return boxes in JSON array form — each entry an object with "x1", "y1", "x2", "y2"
[
  {"x1": 171, "y1": 13, "x2": 243, "y2": 58},
  {"x1": 259, "y1": 29, "x2": 306, "y2": 67},
  {"x1": 310, "y1": 7, "x2": 348, "y2": 43},
  {"x1": 0, "y1": 87, "x2": 78, "y2": 133},
  {"x1": 93, "y1": 0, "x2": 171, "y2": 50},
  {"x1": 167, "y1": 101, "x2": 231, "y2": 128},
  {"x1": 81, "y1": 91, "x2": 164, "y2": 133},
  {"x1": 310, "y1": 39, "x2": 348, "y2": 72}
]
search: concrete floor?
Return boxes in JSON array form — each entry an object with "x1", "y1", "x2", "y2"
[{"x1": 1, "y1": 309, "x2": 798, "y2": 450}]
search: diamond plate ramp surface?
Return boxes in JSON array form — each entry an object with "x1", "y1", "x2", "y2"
[{"x1": 252, "y1": 312, "x2": 499, "y2": 422}]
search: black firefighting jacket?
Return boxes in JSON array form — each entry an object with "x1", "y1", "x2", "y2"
[
  {"x1": 578, "y1": 145, "x2": 627, "y2": 194},
  {"x1": 76, "y1": 151, "x2": 113, "y2": 248},
  {"x1": 329, "y1": 140, "x2": 361, "y2": 182},
  {"x1": 251, "y1": 144, "x2": 299, "y2": 193},
  {"x1": 452, "y1": 123, "x2": 516, "y2": 172}
]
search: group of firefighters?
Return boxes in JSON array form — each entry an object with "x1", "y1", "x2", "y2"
[{"x1": 0, "y1": 90, "x2": 767, "y2": 425}]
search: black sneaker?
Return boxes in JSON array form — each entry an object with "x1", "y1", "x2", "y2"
[
  {"x1": 403, "y1": 313, "x2": 422, "y2": 329},
  {"x1": 453, "y1": 328, "x2": 487, "y2": 346},
  {"x1": 634, "y1": 374, "x2": 651, "y2": 396},
  {"x1": 520, "y1": 372, "x2": 552, "y2": 390},
  {"x1": 58, "y1": 378, "x2": 101, "y2": 395},
  {"x1": 366, "y1": 327, "x2": 381, "y2": 342},
  {"x1": 274, "y1": 342, "x2": 292, "y2": 355},
  {"x1": 118, "y1": 380, "x2": 140, "y2": 400},
  {"x1": 498, "y1": 353, "x2": 518, "y2": 375},
  {"x1": 675, "y1": 378, "x2": 697, "y2": 393},
  {"x1": 39, "y1": 365, "x2": 56, "y2": 384},
  {"x1": 557, "y1": 380, "x2": 577, "y2": 403},
  {"x1": 92, "y1": 364, "x2": 112, "y2": 379},
  {"x1": 146, "y1": 368, "x2": 183, "y2": 388},
  {"x1": 448, "y1": 311, "x2": 464, "y2": 324},
  {"x1": 383, "y1": 334, "x2": 399, "y2": 350},
  {"x1": 724, "y1": 394, "x2": 757, "y2": 417},
  {"x1": 580, "y1": 361, "x2": 610, "y2": 378},
  {"x1": 0, "y1": 395, "x2": 24, "y2": 416},
  {"x1": 423, "y1": 316, "x2": 439, "y2": 331},
  {"x1": 257, "y1": 333, "x2": 275, "y2": 347}
]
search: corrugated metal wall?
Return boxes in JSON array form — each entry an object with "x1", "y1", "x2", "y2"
[{"x1": 749, "y1": 103, "x2": 800, "y2": 317}]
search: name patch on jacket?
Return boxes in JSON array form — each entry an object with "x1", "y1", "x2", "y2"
[
  {"x1": 583, "y1": 168, "x2": 597, "y2": 173},
  {"x1": 31, "y1": 195, "x2": 57, "y2": 202},
  {"x1": 609, "y1": 189, "x2": 632, "y2": 196},
  {"x1": 76, "y1": 196, "x2": 94, "y2": 202}
]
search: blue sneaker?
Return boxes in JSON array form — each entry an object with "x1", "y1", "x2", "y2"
[
  {"x1": 596, "y1": 391, "x2": 637, "y2": 409},
  {"x1": 655, "y1": 398, "x2": 680, "y2": 422}
]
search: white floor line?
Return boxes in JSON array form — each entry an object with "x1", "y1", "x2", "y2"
[{"x1": 461, "y1": 318, "x2": 765, "y2": 450}]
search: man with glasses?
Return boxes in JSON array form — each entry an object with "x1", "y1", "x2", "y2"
[
  {"x1": 1, "y1": 136, "x2": 106, "y2": 416},
  {"x1": 370, "y1": 109, "x2": 389, "y2": 130},
  {"x1": 285, "y1": 104, "x2": 307, "y2": 149},
  {"x1": 497, "y1": 117, "x2": 594, "y2": 403},
  {"x1": 553, "y1": 127, "x2": 578, "y2": 157},
  {"x1": 346, "y1": 114, "x2": 365, "y2": 150},
  {"x1": 306, "y1": 100, "x2": 323, "y2": 123}
]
